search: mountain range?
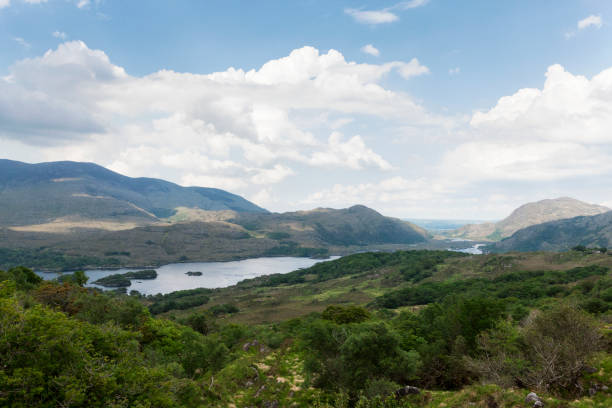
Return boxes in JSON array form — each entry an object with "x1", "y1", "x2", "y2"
[
  {"x1": 487, "y1": 210, "x2": 612, "y2": 252},
  {"x1": 446, "y1": 197, "x2": 609, "y2": 241},
  {"x1": 0, "y1": 160, "x2": 427, "y2": 270}
]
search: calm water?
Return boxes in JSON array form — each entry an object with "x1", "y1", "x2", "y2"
[{"x1": 37, "y1": 256, "x2": 338, "y2": 295}]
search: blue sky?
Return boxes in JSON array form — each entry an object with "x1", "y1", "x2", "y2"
[{"x1": 1, "y1": 0, "x2": 612, "y2": 219}]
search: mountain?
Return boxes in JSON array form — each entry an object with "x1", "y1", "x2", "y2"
[
  {"x1": 447, "y1": 197, "x2": 609, "y2": 241},
  {"x1": 232, "y1": 205, "x2": 430, "y2": 247},
  {"x1": 487, "y1": 210, "x2": 612, "y2": 252},
  {"x1": 0, "y1": 159, "x2": 267, "y2": 228},
  {"x1": 0, "y1": 160, "x2": 429, "y2": 269},
  {"x1": 0, "y1": 205, "x2": 429, "y2": 270}
]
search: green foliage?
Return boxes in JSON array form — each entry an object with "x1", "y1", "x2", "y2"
[
  {"x1": 93, "y1": 269, "x2": 157, "y2": 288},
  {"x1": 300, "y1": 319, "x2": 420, "y2": 397},
  {"x1": 147, "y1": 287, "x2": 212, "y2": 314},
  {"x1": 266, "y1": 231, "x2": 291, "y2": 240},
  {"x1": 0, "y1": 266, "x2": 43, "y2": 290},
  {"x1": 209, "y1": 303, "x2": 239, "y2": 316},
  {"x1": 247, "y1": 250, "x2": 467, "y2": 288},
  {"x1": 263, "y1": 241, "x2": 329, "y2": 257},
  {"x1": 0, "y1": 248, "x2": 119, "y2": 271},
  {"x1": 376, "y1": 265, "x2": 609, "y2": 309},
  {"x1": 0, "y1": 297, "x2": 202, "y2": 407},
  {"x1": 470, "y1": 304, "x2": 604, "y2": 395},
  {"x1": 322, "y1": 305, "x2": 371, "y2": 324}
]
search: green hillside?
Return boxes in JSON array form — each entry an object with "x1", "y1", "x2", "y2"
[
  {"x1": 0, "y1": 159, "x2": 267, "y2": 227},
  {"x1": 2, "y1": 249, "x2": 611, "y2": 407},
  {"x1": 488, "y1": 211, "x2": 612, "y2": 253}
]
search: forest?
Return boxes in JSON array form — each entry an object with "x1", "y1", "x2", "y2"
[{"x1": 1, "y1": 250, "x2": 611, "y2": 407}]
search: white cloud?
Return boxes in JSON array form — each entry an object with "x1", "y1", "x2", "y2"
[
  {"x1": 1, "y1": 42, "x2": 433, "y2": 197},
  {"x1": 52, "y1": 31, "x2": 68, "y2": 40},
  {"x1": 13, "y1": 37, "x2": 30, "y2": 49},
  {"x1": 0, "y1": 0, "x2": 10, "y2": 9},
  {"x1": 397, "y1": 58, "x2": 429, "y2": 78},
  {"x1": 23, "y1": 0, "x2": 48, "y2": 3},
  {"x1": 578, "y1": 14, "x2": 602, "y2": 30},
  {"x1": 361, "y1": 44, "x2": 380, "y2": 57},
  {"x1": 394, "y1": 0, "x2": 430, "y2": 10},
  {"x1": 76, "y1": 0, "x2": 90, "y2": 9},
  {"x1": 449, "y1": 67, "x2": 460, "y2": 75},
  {"x1": 308, "y1": 132, "x2": 393, "y2": 170},
  {"x1": 345, "y1": 8, "x2": 398, "y2": 25},
  {"x1": 345, "y1": 0, "x2": 428, "y2": 25}
]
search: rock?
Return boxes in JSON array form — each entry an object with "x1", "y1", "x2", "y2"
[
  {"x1": 525, "y1": 392, "x2": 540, "y2": 404},
  {"x1": 533, "y1": 401, "x2": 544, "y2": 408},
  {"x1": 394, "y1": 386, "x2": 420, "y2": 398},
  {"x1": 263, "y1": 401, "x2": 279, "y2": 408},
  {"x1": 601, "y1": 385, "x2": 609, "y2": 391},
  {"x1": 588, "y1": 387, "x2": 597, "y2": 396}
]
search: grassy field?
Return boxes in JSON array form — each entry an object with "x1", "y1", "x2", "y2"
[{"x1": 167, "y1": 251, "x2": 612, "y2": 325}]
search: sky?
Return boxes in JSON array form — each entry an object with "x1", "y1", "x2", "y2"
[{"x1": 1, "y1": 0, "x2": 612, "y2": 220}]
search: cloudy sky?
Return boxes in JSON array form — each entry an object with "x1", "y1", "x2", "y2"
[{"x1": 1, "y1": 0, "x2": 612, "y2": 219}]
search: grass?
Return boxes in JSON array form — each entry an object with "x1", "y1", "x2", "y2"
[{"x1": 167, "y1": 251, "x2": 612, "y2": 325}]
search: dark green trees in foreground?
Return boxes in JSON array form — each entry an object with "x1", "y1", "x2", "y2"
[{"x1": 0, "y1": 256, "x2": 610, "y2": 407}]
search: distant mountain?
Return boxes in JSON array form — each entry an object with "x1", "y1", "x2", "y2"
[
  {"x1": 447, "y1": 197, "x2": 609, "y2": 241},
  {"x1": 487, "y1": 211, "x2": 612, "y2": 252},
  {"x1": 0, "y1": 205, "x2": 430, "y2": 270},
  {"x1": 0, "y1": 159, "x2": 267, "y2": 228}
]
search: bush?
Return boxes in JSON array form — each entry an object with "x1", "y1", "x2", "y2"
[{"x1": 322, "y1": 305, "x2": 370, "y2": 324}]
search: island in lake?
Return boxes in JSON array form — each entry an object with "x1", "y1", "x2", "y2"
[{"x1": 93, "y1": 269, "x2": 157, "y2": 287}]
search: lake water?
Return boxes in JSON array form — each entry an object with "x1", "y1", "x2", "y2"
[
  {"x1": 37, "y1": 256, "x2": 339, "y2": 295},
  {"x1": 455, "y1": 244, "x2": 485, "y2": 255}
]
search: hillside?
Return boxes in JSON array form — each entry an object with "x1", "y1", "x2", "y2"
[
  {"x1": 3, "y1": 249, "x2": 611, "y2": 407},
  {"x1": 447, "y1": 197, "x2": 609, "y2": 241},
  {"x1": 232, "y1": 205, "x2": 429, "y2": 247},
  {"x1": 0, "y1": 205, "x2": 429, "y2": 270},
  {"x1": 0, "y1": 159, "x2": 267, "y2": 228},
  {"x1": 488, "y1": 211, "x2": 612, "y2": 252}
]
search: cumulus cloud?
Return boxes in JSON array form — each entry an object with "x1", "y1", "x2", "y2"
[
  {"x1": 0, "y1": 0, "x2": 10, "y2": 9},
  {"x1": 1, "y1": 41, "x2": 434, "y2": 197},
  {"x1": 361, "y1": 44, "x2": 380, "y2": 57},
  {"x1": 578, "y1": 14, "x2": 602, "y2": 30}
]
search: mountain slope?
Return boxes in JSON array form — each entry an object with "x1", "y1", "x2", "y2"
[
  {"x1": 0, "y1": 159, "x2": 267, "y2": 227},
  {"x1": 487, "y1": 211, "x2": 612, "y2": 252},
  {"x1": 232, "y1": 205, "x2": 429, "y2": 246},
  {"x1": 0, "y1": 205, "x2": 430, "y2": 270},
  {"x1": 448, "y1": 197, "x2": 609, "y2": 241}
]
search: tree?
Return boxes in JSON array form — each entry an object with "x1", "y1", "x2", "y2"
[{"x1": 72, "y1": 270, "x2": 88, "y2": 287}]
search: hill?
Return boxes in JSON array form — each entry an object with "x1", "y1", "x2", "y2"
[
  {"x1": 0, "y1": 205, "x2": 429, "y2": 270},
  {"x1": 3, "y1": 250, "x2": 610, "y2": 407},
  {"x1": 0, "y1": 159, "x2": 267, "y2": 229},
  {"x1": 447, "y1": 197, "x2": 609, "y2": 241},
  {"x1": 488, "y1": 211, "x2": 612, "y2": 252}
]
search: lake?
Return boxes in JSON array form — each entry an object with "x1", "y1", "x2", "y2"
[{"x1": 37, "y1": 256, "x2": 339, "y2": 295}]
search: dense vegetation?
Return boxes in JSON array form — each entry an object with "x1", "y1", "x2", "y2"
[
  {"x1": 240, "y1": 250, "x2": 467, "y2": 288},
  {"x1": 0, "y1": 247, "x2": 120, "y2": 271},
  {"x1": 93, "y1": 269, "x2": 157, "y2": 287},
  {"x1": 146, "y1": 288, "x2": 213, "y2": 315},
  {"x1": 1, "y1": 249, "x2": 611, "y2": 407}
]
